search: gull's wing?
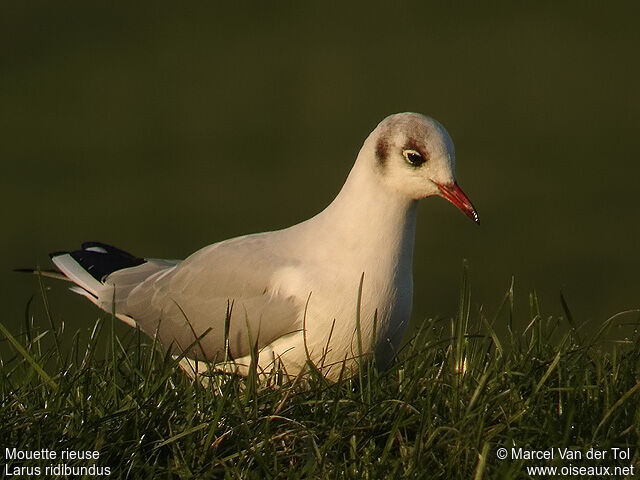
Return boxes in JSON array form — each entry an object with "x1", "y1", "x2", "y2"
[{"x1": 117, "y1": 233, "x2": 305, "y2": 361}]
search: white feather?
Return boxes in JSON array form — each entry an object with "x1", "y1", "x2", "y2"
[{"x1": 52, "y1": 254, "x2": 103, "y2": 297}]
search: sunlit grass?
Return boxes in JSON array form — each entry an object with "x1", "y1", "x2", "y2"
[{"x1": 1, "y1": 269, "x2": 639, "y2": 479}]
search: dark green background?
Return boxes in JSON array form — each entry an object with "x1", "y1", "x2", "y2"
[{"x1": 2, "y1": 2, "x2": 639, "y2": 338}]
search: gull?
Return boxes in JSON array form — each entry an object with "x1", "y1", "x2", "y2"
[{"x1": 46, "y1": 113, "x2": 479, "y2": 380}]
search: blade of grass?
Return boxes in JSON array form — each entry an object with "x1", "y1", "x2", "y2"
[
  {"x1": 473, "y1": 442, "x2": 490, "y2": 480},
  {"x1": 0, "y1": 320, "x2": 58, "y2": 390},
  {"x1": 36, "y1": 269, "x2": 63, "y2": 366},
  {"x1": 593, "y1": 380, "x2": 640, "y2": 440}
]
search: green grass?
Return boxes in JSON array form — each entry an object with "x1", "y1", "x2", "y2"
[{"x1": 1, "y1": 270, "x2": 640, "y2": 479}]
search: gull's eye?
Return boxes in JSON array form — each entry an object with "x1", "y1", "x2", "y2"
[{"x1": 403, "y1": 149, "x2": 425, "y2": 167}]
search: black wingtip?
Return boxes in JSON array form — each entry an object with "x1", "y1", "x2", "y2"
[
  {"x1": 13, "y1": 267, "x2": 36, "y2": 273},
  {"x1": 81, "y1": 242, "x2": 141, "y2": 260},
  {"x1": 62, "y1": 242, "x2": 147, "y2": 282},
  {"x1": 45, "y1": 242, "x2": 146, "y2": 282},
  {"x1": 13, "y1": 268, "x2": 73, "y2": 282},
  {"x1": 14, "y1": 267, "x2": 64, "y2": 275}
]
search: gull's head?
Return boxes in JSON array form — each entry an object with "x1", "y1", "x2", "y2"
[{"x1": 361, "y1": 112, "x2": 479, "y2": 224}]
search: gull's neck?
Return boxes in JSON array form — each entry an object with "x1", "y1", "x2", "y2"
[{"x1": 299, "y1": 156, "x2": 418, "y2": 276}]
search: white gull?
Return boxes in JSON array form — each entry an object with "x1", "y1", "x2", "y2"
[{"x1": 50, "y1": 112, "x2": 479, "y2": 380}]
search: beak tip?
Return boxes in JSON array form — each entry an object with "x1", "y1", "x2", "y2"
[{"x1": 437, "y1": 182, "x2": 480, "y2": 226}]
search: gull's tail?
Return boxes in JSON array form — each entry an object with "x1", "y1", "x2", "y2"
[
  {"x1": 50, "y1": 242, "x2": 146, "y2": 304},
  {"x1": 19, "y1": 242, "x2": 178, "y2": 328}
]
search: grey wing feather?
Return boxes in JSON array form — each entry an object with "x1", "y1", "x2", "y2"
[
  {"x1": 120, "y1": 234, "x2": 304, "y2": 361},
  {"x1": 101, "y1": 258, "x2": 180, "y2": 313}
]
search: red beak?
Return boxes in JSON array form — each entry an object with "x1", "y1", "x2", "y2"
[{"x1": 436, "y1": 182, "x2": 480, "y2": 224}]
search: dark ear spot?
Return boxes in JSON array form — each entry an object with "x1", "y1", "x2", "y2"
[{"x1": 375, "y1": 137, "x2": 389, "y2": 166}]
